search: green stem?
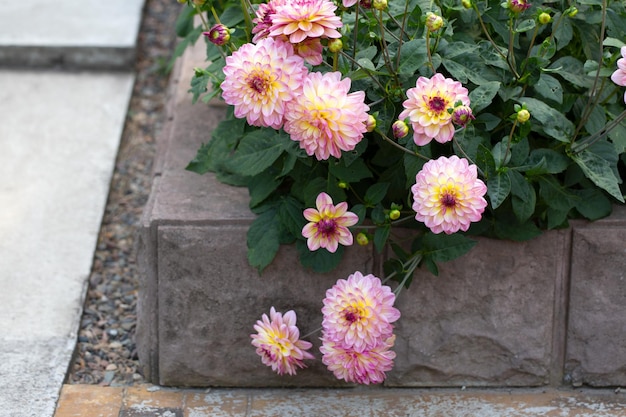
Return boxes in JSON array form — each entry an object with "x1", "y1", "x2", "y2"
[{"x1": 339, "y1": 51, "x2": 386, "y2": 90}]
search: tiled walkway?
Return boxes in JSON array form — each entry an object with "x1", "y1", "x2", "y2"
[{"x1": 54, "y1": 384, "x2": 626, "y2": 417}]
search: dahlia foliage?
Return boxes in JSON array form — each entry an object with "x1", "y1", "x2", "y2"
[{"x1": 179, "y1": 0, "x2": 626, "y2": 383}]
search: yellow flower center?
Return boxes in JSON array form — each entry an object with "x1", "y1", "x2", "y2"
[
  {"x1": 247, "y1": 70, "x2": 272, "y2": 95},
  {"x1": 438, "y1": 184, "x2": 460, "y2": 209},
  {"x1": 342, "y1": 302, "x2": 369, "y2": 324}
]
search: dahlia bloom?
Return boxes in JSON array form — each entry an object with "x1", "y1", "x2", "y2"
[
  {"x1": 412, "y1": 155, "x2": 488, "y2": 234},
  {"x1": 399, "y1": 73, "x2": 470, "y2": 147},
  {"x1": 322, "y1": 272, "x2": 400, "y2": 351},
  {"x1": 302, "y1": 192, "x2": 359, "y2": 252},
  {"x1": 320, "y1": 334, "x2": 396, "y2": 384},
  {"x1": 294, "y1": 38, "x2": 323, "y2": 66},
  {"x1": 269, "y1": 0, "x2": 343, "y2": 44},
  {"x1": 252, "y1": 0, "x2": 287, "y2": 42},
  {"x1": 284, "y1": 71, "x2": 370, "y2": 160},
  {"x1": 611, "y1": 46, "x2": 626, "y2": 104},
  {"x1": 251, "y1": 307, "x2": 315, "y2": 375},
  {"x1": 221, "y1": 38, "x2": 307, "y2": 129},
  {"x1": 508, "y1": 0, "x2": 531, "y2": 13}
]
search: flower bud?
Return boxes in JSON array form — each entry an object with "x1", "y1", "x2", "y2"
[
  {"x1": 451, "y1": 105, "x2": 475, "y2": 127},
  {"x1": 392, "y1": 120, "x2": 409, "y2": 139},
  {"x1": 327, "y1": 38, "x2": 343, "y2": 53},
  {"x1": 425, "y1": 12, "x2": 444, "y2": 32},
  {"x1": 365, "y1": 115, "x2": 377, "y2": 132},
  {"x1": 203, "y1": 24, "x2": 230, "y2": 46},
  {"x1": 356, "y1": 232, "x2": 369, "y2": 246},
  {"x1": 373, "y1": 0, "x2": 387, "y2": 11},
  {"x1": 389, "y1": 209, "x2": 401, "y2": 220},
  {"x1": 538, "y1": 12, "x2": 551, "y2": 24},
  {"x1": 338, "y1": 181, "x2": 349, "y2": 189},
  {"x1": 567, "y1": 7, "x2": 578, "y2": 17},
  {"x1": 516, "y1": 109, "x2": 531, "y2": 123},
  {"x1": 461, "y1": 0, "x2": 473, "y2": 8},
  {"x1": 507, "y1": 0, "x2": 531, "y2": 14},
  {"x1": 360, "y1": 0, "x2": 373, "y2": 8}
]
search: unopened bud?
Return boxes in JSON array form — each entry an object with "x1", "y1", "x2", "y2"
[
  {"x1": 203, "y1": 24, "x2": 230, "y2": 46},
  {"x1": 425, "y1": 12, "x2": 444, "y2": 32},
  {"x1": 452, "y1": 105, "x2": 474, "y2": 127},
  {"x1": 373, "y1": 0, "x2": 387, "y2": 10},
  {"x1": 356, "y1": 232, "x2": 369, "y2": 246},
  {"x1": 360, "y1": 0, "x2": 372, "y2": 8},
  {"x1": 328, "y1": 38, "x2": 343, "y2": 53},
  {"x1": 516, "y1": 109, "x2": 531, "y2": 123},
  {"x1": 567, "y1": 7, "x2": 578, "y2": 17},
  {"x1": 389, "y1": 209, "x2": 401, "y2": 220},
  {"x1": 392, "y1": 120, "x2": 409, "y2": 139},
  {"x1": 365, "y1": 115, "x2": 377, "y2": 132},
  {"x1": 538, "y1": 12, "x2": 551, "y2": 24},
  {"x1": 461, "y1": 0, "x2": 472, "y2": 8},
  {"x1": 338, "y1": 181, "x2": 349, "y2": 189},
  {"x1": 507, "y1": 0, "x2": 531, "y2": 13}
]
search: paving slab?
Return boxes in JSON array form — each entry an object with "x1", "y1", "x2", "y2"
[
  {"x1": 54, "y1": 384, "x2": 626, "y2": 417},
  {"x1": 0, "y1": 0, "x2": 145, "y2": 68},
  {"x1": 0, "y1": 69, "x2": 134, "y2": 417}
]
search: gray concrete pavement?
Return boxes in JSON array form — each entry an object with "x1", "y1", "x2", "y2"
[{"x1": 0, "y1": 2, "x2": 143, "y2": 416}]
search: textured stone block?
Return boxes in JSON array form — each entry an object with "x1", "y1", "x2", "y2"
[
  {"x1": 388, "y1": 230, "x2": 571, "y2": 387},
  {"x1": 565, "y1": 209, "x2": 626, "y2": 387}
]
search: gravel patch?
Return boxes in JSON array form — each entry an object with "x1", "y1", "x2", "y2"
[{"x1": 67, "y1": 0, "x2": 180, "y2": 386}]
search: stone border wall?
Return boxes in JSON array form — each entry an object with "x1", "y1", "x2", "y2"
[{"x1": 137, "y1": 40, "x2": 626, "y2": 388}]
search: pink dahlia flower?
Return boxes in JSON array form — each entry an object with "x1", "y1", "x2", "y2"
[
  {"x1": 251, "y1": 307, "x2": 315, "y2": 375},
  {"x1": 269, "y1": 0, "x2": 343, "y2": 44},
  {"x1": 284, "y1": 71, "x2": 370, "y2": 160},
  {"x1": 611, "y1": 46, "x2": 626, "y2": 104},
  {"x1": 412, "y1": 155, "x2": 488, "y2": 234},
  {"x1": 302, "y1": 192, "x2": 359, "y2": 252},
  {"x1": 320, "y1": 334, "x2": 396, "y2": 384},
  {"x1": 252, "y1": 0, "x2": 287, "y2": 42},
  {"x1": 399, "y1": 73, "x2": 470, "y2": 146},
  {"x1": 294, "y1": 38, "x2": 324, "y2": 65},
  {"x1": 221, "y1": 37, "x2": 307, "y2": 130},
  {"x1": 322, "y1": 272, "x2": 400, "y2": 351}
]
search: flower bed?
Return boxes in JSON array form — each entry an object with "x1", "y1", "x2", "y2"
[{"x1": 136, "y1": 39, "x2": 626, "y2": 387}]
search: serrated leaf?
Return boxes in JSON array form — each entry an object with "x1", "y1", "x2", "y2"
[
  {"x1": 365, "y1": 183, "x2": 390, "y2": 206},
  {"x1": 571, "y1": 142, "x2": 625, "y2": 202},
  {"x1": 420, "y1": 233, "x2": 477, "y2": 263},
  {"x1": 517, "y1": 97, "x2": 575, "y2": 142},
  {"x1": 175, "y1": 5, "x2": 196, "y2": 37},
  {"x1": 469, "y1": 81, "x2": 501, "y2": 113},
  {"x1": 225, "y1": 129, "x2": 287, "y2": 176},
  {"x1": 508, "y1": 171, "x2": 536, "y2": 222},
  {"x1": 278, "y1": 196, "x2": 306, "y2": 238},
  {"x1": 374, "y1": 225, "x2": 391, "y2": 253},
  {"x1": 397, "y1": 39, "x2": 429, "y2": 75},
  {"x1": 247, "y1": 209, "x2": 281, "y2": 273},
  {"x1": 487, "y1": 171, "x2": 511, "y2": 209},
  {"x1": 329, "y1": 158, "x2": 373, "y2": 183},
  {"x1": 538, "y1": 176, "x2": 579, "y2": 211},
  {"x1": 515, "y1": 19, "x2": 536, "y2": 33},
  {"x1": 574, "y1": 188, "x2": 612, "y2": 220},
  {"x1": 534, "y1": 73, "x2": 563, "y2": 104},
  {"x1": 248, "y1": 171, "x2": 281, "y2": 208},
  {"x1": 527, "y1": 149, "x2": 570, "y2": 174}
]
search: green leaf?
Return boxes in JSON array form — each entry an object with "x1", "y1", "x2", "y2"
[
  {"x1": 247, "y1": 209, "x2": 281, "y2": 273},
  {"x1": 509, "y1": 170, "x2": 536, "y2": 222},
  {"x1": 189, "y1": 71, "x2": 211, "y2": 104},
  {"x1": 493, "y1": 213, "x2": 542, "y2": 241},
  {"x1": 515, "y1": 19, "x2": 536, "y2": 33},
  {"x1": 553, "y1": 12, "x2": 573, "y2": 50},
  {"x1": 571, "y1": 141, "x2": 625, "y2": 202},
  {"x1": 574, "y1": 188, "x2": 612, "y2": 220},
  {"x1": 420, "y1": 233, "x2": 477, "y2": 263},
  {"x1": 487, "y1": 170, "x2": 511, "y2": 209},
  {"x1": 527, "y1": 149, "x2": 570, "y2": 174},
  {"x1": 364, "y1": 183, "x2": 390, "y2": 206},
  {"x1": 469, "y1": 81, "x2": 501, "y2": 113},
  {"x1": 608, "y1": 118, "x2": 626, "y2": 153},
  {"x1": 329, "y1": 158, "x2": 373, "y2": 183},
  {"x1": 374, "y1": 225, "x2": 391, "y2": 253},
  {"x1": 175, "y1": 5, "x2": 196, "y2": 37},
  {"x1": 442, "y1": 56, "x2": 493, "y2": 85},
  {"x1": 397, "y1": 39, "x2": 429, "y2": 75},
  {"x1": 517, "y1": 97, "x2": 575, "y2": 143},
  {"x1": 219, "y1": 6, "x2": 245, "y2": 27},
  {"x1": 297, "y1": 240, "x2": 344, "y2": 273},
  {"x1": 248, "y1": 171, "x2": 281, "y2": 208},
  {"x1": 538, "y1": 176, "x2": 579, "y2": 211},
  {"x1": 278, "y1": 196, "x2": 306, "y2": 238},
  {"x1": 546, "y1": 56, "x2": 591, "y2": 88},
  {"x1": 534, "y1": 73, "x2": 563, "y2": 104},
  {"x1": 225, "y1": 129, "x2": 288, "y2": 176}
]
